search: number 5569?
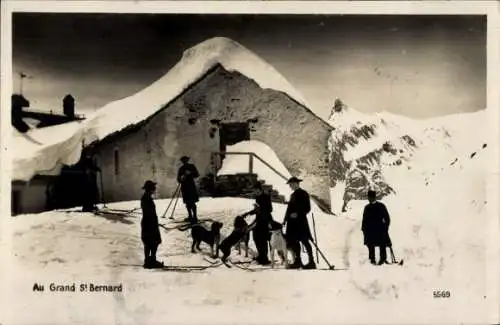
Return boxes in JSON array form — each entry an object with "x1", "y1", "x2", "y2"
[{"x1": 433, "y1": 290, "x2": 451, "y2": 298}]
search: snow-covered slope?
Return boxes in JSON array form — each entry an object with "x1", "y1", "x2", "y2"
[
  {"x1": 328, "y1": 99, "x2": 489, "y2": 213},
  {"x1": 12, "y1": 37, "x2": 311, "y2": 182}
]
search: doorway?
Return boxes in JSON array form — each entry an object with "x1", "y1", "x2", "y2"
[
  {"x1": 219, "y1": 122, "x2": 250, "y2": 154},
  {"x1": 11, "y1": 189, "x2": 21, "y2": 215}
]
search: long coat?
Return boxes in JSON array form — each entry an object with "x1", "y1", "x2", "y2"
[
  {"x1": 81, "y1": 157, "x2": 101, "y2": 209},
  {"x1": 361, "y1": 201, "x2": 392, "y2": 247},
  {"x1": 141, "y1": 193, "x2": 162, "y2": 246},
  {"x1": 177, "y1": 163, "x2": 200, "y2": 204},
  {"x1": 254, "y1": 192, "x2": 273, "y2": 229},
  {"x1": 284, "y1": 188, "x2": 312, "y2": 241}
]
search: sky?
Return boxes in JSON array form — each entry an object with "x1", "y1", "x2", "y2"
[{"x1": 12, "y1": 13, "x2": 486, "y2": 120}]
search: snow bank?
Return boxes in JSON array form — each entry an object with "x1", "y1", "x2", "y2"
[
  {"x1": 12, "y1": 37, "x2": 311, "y2": 182},
  {"x1": 11, "y1": 121, "x2": 87, "y2": 181},
  {"x1": 218, "y1": 140, "x2": 325, "y2": 215}
]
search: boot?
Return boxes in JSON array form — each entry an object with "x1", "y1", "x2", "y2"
[
  {"x1": 287, "y1": 259, "x2": 303, "y2": 269},
  {"x1": 143, "y1": 258, "x2": 153, "y2": 269},
  {"x1": 152, "y1": 259, "x2": 164, "y2": 268},
  {"x1": 257, "y1": 256, "x2": 271, "y2": 265}
]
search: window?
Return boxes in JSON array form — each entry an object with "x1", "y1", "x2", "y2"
[{"x1": 114, "y1": 149, "x2": 119, "y2": 176}]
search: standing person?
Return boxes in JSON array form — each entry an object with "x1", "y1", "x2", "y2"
[
  {"x1": 141, "y1": 180, "x2": 163, "y2": 269},
  {"x1": 361, "y1": 190, "x2": 392, "y2": 265},
  {"x1": 251, "y1": 183, "x2": 274, "y2": 265},
  {"x1": 283, "y1": 177, "x2": 316, "y2": 269},
  {"x1": 81, "y1": 153, "x2": 101, "y2": 213},
  {"x1": 177, "y1": 156, "x2": 200, "y2": 224}
]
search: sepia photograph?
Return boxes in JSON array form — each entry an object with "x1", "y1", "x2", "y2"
[{"x1": 1, "y1": 1, "x2": 499, "y2": 324}]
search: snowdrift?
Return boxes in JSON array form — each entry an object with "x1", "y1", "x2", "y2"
[
  {"x1": 12, "y1": 37, "x2": 311, "y2": 182},
  {"x1": 217, "y1": 140, "x2": 327, "y2": 215}
]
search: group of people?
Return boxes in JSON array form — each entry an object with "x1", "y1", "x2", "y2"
[{"x1": 139, "y1": 156, "x2": 393, "y2": 269}]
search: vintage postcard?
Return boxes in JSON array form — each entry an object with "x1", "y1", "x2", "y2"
[{"x1": 1, "y1": 1, "x2": 499, "y2": 324}]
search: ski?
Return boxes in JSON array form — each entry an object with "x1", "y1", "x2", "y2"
[
  {"x1": 98, "y1": 207, "x2": 141, "y2": 214},
  {"x1": 169, "y1": 217, "x2": 214, "y2": 224},
  {"x1": 119, "y1": 262, "x2": 223, "y2": 271},
  {"x1": 203, "y1": 257, "x2": 226, "y2": 268},
  {"x1": 95, "y1": 209, "x2": 133, "y2": 216},
  {"x1": 203, "y1": 256, "x2": 234, "y2": 268}
]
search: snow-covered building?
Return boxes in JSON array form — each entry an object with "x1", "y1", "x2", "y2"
[{"x1": 11, "y1": 37, "x2": 334, "y2": 214}]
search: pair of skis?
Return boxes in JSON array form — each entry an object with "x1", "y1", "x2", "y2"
[{"x1": 203, "y1": 257, "x2": 346, "y2": 272}]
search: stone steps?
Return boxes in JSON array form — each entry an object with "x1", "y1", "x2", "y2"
[{"x1": 198, "y1": 172, "x2": 287, "y2": 204}]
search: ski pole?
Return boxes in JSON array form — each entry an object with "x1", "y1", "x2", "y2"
[
  {"x1": 389, "y1": 247, "x2": 403, "y2": 265},
  {"x1": 309, "y1": 239, "x2": 335, "y2": 270},
  {"x1": 169, "y1": 189, "x2": 181, "y2": 220},
  {"x1": 311, "y1": 212, "x2": 320, "y2": 264},
  {"x1": 161, "y1": 184, "x2": 180, "y2": 218}
]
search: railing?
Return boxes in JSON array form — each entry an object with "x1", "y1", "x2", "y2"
[
  {"x1": 212, "y1": 151, "x2": 333, "y2": 214},
  {"x1": 213, "y1": 151, "x2": 289, "y2": 182}
]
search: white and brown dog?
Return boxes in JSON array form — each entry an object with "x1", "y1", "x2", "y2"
[{"x1": 268, "y1": 220, "x2": 290, "y2": 268}]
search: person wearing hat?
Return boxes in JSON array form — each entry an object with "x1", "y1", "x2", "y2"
[
  {"x1": 361, "y1": 190, "x2": 392, "y2": 265},
  {"x1": 140, "y1": 180, "x2": 163, "y2": 269},
  {"x1": 177, "y1": 156, "x2": 200, "y2": 224},
  {"x1": 283, "y1": 177, "x2": 316, "y2": 269}
]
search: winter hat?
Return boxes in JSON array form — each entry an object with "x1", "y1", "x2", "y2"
[{"x1": 286, "y1": 177, "x2": 302, "y2": 184}]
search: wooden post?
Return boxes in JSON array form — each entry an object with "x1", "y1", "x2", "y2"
[{"x1": 249, "y1": 154, "x2": 254, "y2": 174}]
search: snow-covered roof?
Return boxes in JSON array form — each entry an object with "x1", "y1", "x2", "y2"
[
  {"x1": 12, "y1": 121, "x2": 87, "y2": 181},
  {"x1": 12, "y1": 37, "x2": 315, "y2": 182},
  {"x1": 84, "y1": 37, "x2": 311, "y2": 142}
]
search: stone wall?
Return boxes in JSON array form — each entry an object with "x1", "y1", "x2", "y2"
[{"x1": 91, "y1": 65, "x2": 333, "y2": 208}]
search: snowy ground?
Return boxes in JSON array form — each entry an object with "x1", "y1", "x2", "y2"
[
  {"x1": 2, "y1": 190, "x2": 493, "y2": 324},
  {"x1": 3, "y1": 111, "x2": 497, "y2": 324}
]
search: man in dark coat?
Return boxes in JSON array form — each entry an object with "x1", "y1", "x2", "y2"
[
  {"x1": 141, "y1": 180, "x2": 163, "y2": 269},
  {"x1": 251, "y1": 183, "x2": 274, "y2": 265},
  {"x1": 283, "y1": 177, "x2": 316, "y2": 269},
  {"x1": 361, "y1": 190, "x2": 392, "y2": 265},
  {"x1": 81, "y1": 154, "x2": 101, "y2": 212},
  {"x1": 177, "y1": 156, "x2": 200, "y2": 224}
]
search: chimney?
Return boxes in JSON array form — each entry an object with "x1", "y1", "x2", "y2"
[{"x1": 63, "y1": 94, "x2": 75, "y2": 119}]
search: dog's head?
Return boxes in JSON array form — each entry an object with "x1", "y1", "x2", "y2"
[
  {"x1": 211, "y1": 221, "x2": 223, "y2": 234},
  {"x1": 234, "y1": 215, "x2": 248, "y2": 229}
]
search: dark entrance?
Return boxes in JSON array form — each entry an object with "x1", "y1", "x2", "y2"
[
  {"x1": 11, "y1": 189, "x2": 21, "y2": 215},
  {"x1": 219, "y1": 122, "x2": 250, "y2": 153}
]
